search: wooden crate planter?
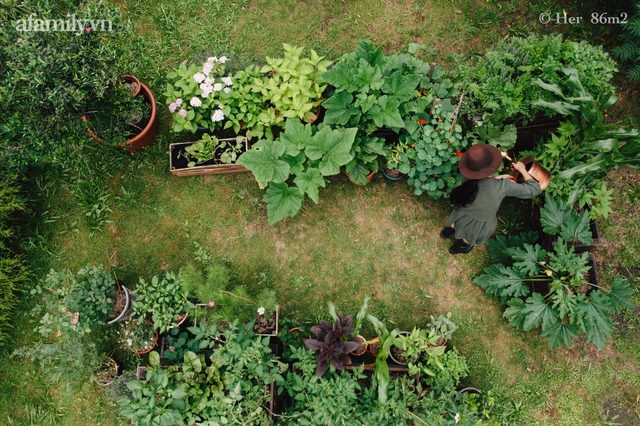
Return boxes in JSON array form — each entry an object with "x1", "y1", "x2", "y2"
[
  {"x1": 169, "y1": 137, "x2": 249, "y2": 177},
  {"x1": 193, "y1": 303, "x2": 280, "y2": 337}
]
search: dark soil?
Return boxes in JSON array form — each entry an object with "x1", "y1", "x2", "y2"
[
  {"x1": 95, "y1": 358, "x2": 118, "y2": 385},
  {"x1": 107, "y1": 283, "x2": 127, "y2": 321},
  {"x1": 370, "y1": 341, "x2": 380, "y2": 357},
  {"x1": 602, "y1": 396, "x2": 640, "y2": 426},
  {"x1": 254, "y1": 311, "x2": 277, "y2": 334},
  {"x1": 126, "y1": 80, "x2": 139, "y2": 95},
  {"x1": 385, "y1": 168, "x2": 401, "y2": 178},
  {"x1": 390, "y1": 345, "x2": 407, "y2": 364}
]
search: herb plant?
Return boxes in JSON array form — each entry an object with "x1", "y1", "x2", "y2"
[
  {"x1": 238, "y1": 118, "x2": 358, "y2": 224},
  {"x1": 475, "y1": 232, "x2": 636, "y2": 349},
  {"x1": 132, "y1": 271, "x2": 191, "y2": 334},
  {"x1": 303, "y1": 313, "x2": 362, "y2": 376},
  {"x1": 181, "y1": 134, "x2": 246, "y2": 167}
]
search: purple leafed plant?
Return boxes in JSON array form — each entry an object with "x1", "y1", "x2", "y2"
[{"x1": 303, "y1": 313, "x2": 361, "y2": 376}]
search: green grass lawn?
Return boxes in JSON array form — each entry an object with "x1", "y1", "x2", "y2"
[{"x1": 1, "y1": 0, "x2": 639, "y2": 424}]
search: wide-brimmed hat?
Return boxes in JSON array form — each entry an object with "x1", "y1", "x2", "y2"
[{"x1": 458, "y1": 144, "x2": 502, "y2": 179}]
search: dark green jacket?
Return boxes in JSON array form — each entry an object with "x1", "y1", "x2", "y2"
[{"x1": 445, "y1": 178, "x2": 541, "y2": 246}]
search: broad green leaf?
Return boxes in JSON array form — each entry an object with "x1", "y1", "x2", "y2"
[
  {"x1": 322, "y1": 91, "x2": 355, "y2": 126},
  {"x1": 381, "y1": 71, "x2": 421, "y2": 102},
  {"x1": 305, "y1": 127, "x2": 357, "y2": 175},
  {"x1": 510, "y1": 293, "x2": 559, "y2": 331},
  {"x1": 473, "y1": 265, "x2": 530, "y2": 302},
  {"x1": 540, "y1": 322, "x2": 580, "y2": 349},
  {"x1": 368, "y1": 95, "x2": 405, "y2": 129},
  {"x1": 540, "y1": 193, "x2": 571, "y2": 235},
  {"x1": 171, "y1": 388, "x2": 187, "y2": 400},
  {"x1": 293, "y1": 168, "x2": 325, "y2": 203},
  {"x1": 353, "y1": 58, "x2": 384, "y2": 92},
  {"x1": 355, "y1": 39, "x2": 385, "y2": 66},
  {"x1": 485, "y1": 231, "x2": 540, "y2": 265},
  {"x1": 237, "y1": 140, "x2": 290, "y2": 184},
  {"x1": 149, "y1": 351, "x2": 160, "y2": 369},
  {"x1": 263, "y1": 183, "x2": 304, "y2": 224},
  {"x1": 279, "y1": 119, "x2": 312, "y2": 155},
  {"x1": 508, "y1": 243, "x2": 546, "y2": 277},
  {"x1": 322, "y1": 61, "x2": 353, "y2": 91},
  {"x1": 560, "y1": 210, "x2": 592, "y2": 245},
  {"x1": 608, "y1": 277, "x2": 636, "y2": 313},
  {"x1": 575, "y1": 291, "x2": 613, "y2": 349}
]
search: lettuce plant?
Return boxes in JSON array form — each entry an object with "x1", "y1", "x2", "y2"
[{"x1": 237, "y1": 119, "x2": 357, "y2": 224}]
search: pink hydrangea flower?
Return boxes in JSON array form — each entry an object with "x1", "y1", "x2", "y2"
[
  {"x1": 175, "y1": 98, "x2": 183, "y2": 107},
  {"x1": 178, "y1": 109, "x2": 187, "y2": 119},
  {"x1": 168, "y1": 102, "x2": 178, "y2": 113},
  {"x1": 208, "y1": 300, "x2": 215, "y2": 308}
]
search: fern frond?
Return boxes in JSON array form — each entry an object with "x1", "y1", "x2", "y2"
[
  {"x1": 627, "y1": 65, "x2": 640, "y2": 81},
  {"x1": 613, "y1": 42, "x2": 640, "y2": 61}
]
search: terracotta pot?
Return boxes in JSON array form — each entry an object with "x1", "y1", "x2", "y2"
[
  {"x1": 350, "y1": 335, "x2": 368, "y2": 356},
  {"x1": 82, "y1": 75, "x2": 158, "y2": 152},
  {"x1": 94, "y1": 356, "x2": 118, "y2": 386},
  {"x1": 345, "y1": 171, "x2": 376, "y2": 185},
  {"x1": 128, "y1": 320, "x2": 159, "y2": 355}
]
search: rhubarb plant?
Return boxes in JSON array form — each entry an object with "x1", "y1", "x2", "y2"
[
  {"x1": 539, "y1": 193, "x2": 592, "y2": 245},
  {"x1": 237, "y1": 119, "x2": 357, "y2": 224},
  {"x1": 475, "y1": 233, "x2": 635, "y2": 349}
]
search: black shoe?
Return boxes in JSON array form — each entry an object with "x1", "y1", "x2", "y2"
[
  {"x1": 449, "y1": 239, "x2": 474, "y2": 254},
  {"x1": 440, "y1": 226, "x2": 455, "y2": 238}
]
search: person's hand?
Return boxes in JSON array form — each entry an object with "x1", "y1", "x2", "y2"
[
  {"x1": 513, "y1": 162, "x2": 527, "y2": 174},
  {"x1": 496, "y1": 174, "x2": 517, "y2": 182}
]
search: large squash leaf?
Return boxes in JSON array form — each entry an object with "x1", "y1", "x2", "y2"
[
  {"x1": 368, "y1": 95, "x2": 405, "y2": 129},
  {"x1": 293, "y1": 168, "x2": 325, "y2": 203},
  {"x1": 279, "y1": 119, "x2": 313, "y2": 155},
  {"x1": 560, "y1": 211, "x2": 593, "y2": 245},
  {"x1": 381, "y1": 71, "x2": 421, "y2": 103},
  {"x1": 540, "y1": 193, "x2": 571, "y2": 235},
  {"x1": 355, "y1": 39, "x2": 385, "y2": 67},
  {"x1": 473, "y1": 265, "x2": 530, "y2": 302},
  {"x1": 540, "y1": 322, "x2": 580, "y2": 349},
  {"x1": 504, "y1": 293, "x2": 559, "y2": 331},
  {"x1": 305, "y1": 127, "x2": 357, "y2": 176},
  {"x1": 237, "y1": 140, "x2": 290, "y2": 185},
  {"x1": 263, "y1": 183, "x2": 304, "y2": 225},
  {"x1": 575, "y1": 290, "x2": 613, "y2": 349},
  {"x1": 486, "y1": 231, "x2": 540, "y2": 265},
  {"x1": 608, "y1": 277, "x2": 636, "y2": 313},
  {"x1": 508, "y1": 243, "x2": 546, "y2": 277}
]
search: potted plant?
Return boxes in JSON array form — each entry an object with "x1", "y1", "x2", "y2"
[
  {"x1": 169, "y1": 134, "x2": 249, "y2": 177},
  {"x1": 94, "y1": 356, "x2": 119, "y2": 386},
  {"x1": 382, "y1": 140, "x2": 409, "y2": 184},
  {"x1": 30, "y1": 265, "x2": 121, "y2": 335},
  {"x1": 119, "y1": 319, "x2": 159, "y2": 355},
  {"x1": 82, "y1": 75, "x2": 159, "y2": 152},
  {"x1": 303, "y1": 312, "x2": 362, "y2": 376},
  {"x1": 426, "y1": 312, "x2": 458, "y2": 347},
  {"x1": 475, "y1": 231, "x2": 636, "y2": 349},
  {"x1": 131, "y1": 271, "x2": 192, "y2": 334}
]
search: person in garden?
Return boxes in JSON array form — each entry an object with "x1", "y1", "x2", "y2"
[{"x1": 441, "y1": 144, "x2": 542, "y2": 254}]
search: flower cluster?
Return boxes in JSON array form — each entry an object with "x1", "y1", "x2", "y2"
[
  {"x1": 118, "y1": 320, "x2": 157, "y2": 353},
  {"x1": 164, "y1": 55, "x2": 233, "y2": 133}
]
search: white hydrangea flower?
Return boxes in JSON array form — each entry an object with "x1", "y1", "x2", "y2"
[
  {"x1": 193, "y1": 73, "x2": 206, "y2": 83},
  {"x1": 190, "y1": 97, "x2": 202, "y2": 107},
  {"x1": 211, "y1": 109, "x2": 225, "y2": 122},
  {"x1": 202, "y1": 62, "x2": 213, "y2": 76},
  {"x1": 223, "y1": 87, "x2": 231, "y2": 93},
  {"x1": 204, "y1": 77, "x2": 215, "y2": 85},
  {"x1": 208, "y1": 56, "x2": 218, "y2": 63},
  {"x1": 213, "y1": 83, "x2": 223, "y2": 92},
  {"x1": 200, "y1": 83, "x2": 213, "y2": 98},
  {"x1": 221, "y1": 77, "x2": 233, "y2": 86},
  {"x1": 219, "y1": 56, "x2": 227, "y2": 63}
]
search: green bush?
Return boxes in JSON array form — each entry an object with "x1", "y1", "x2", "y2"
[
  {"x1": 453, "y1": 33, "x2": 618, "y2": 126},
  {"x1": 0, "y1": 179, "x2": 28, "y2": 346},
  {"x1": 0, "y1": 0, "x2": 140, "y2": 170},
  {"x1": 613, "y1": 2, "x2": 640, "y2": 81}
]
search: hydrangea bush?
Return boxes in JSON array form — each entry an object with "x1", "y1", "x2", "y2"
[{"x1": 164, "y1": 56, "x2": 233, "y2": 133}]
